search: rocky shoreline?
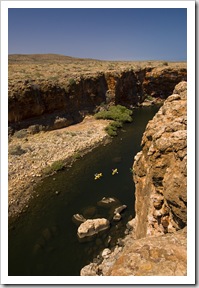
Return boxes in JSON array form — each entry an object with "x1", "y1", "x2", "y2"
[
  {"x1": 8, "y1": 116, "x2": 111, "y2": 219},
  {"x1": 8, "y1": 99, "x2": 160, "y2": 220}
]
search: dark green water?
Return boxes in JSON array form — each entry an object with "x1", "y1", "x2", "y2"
[{"x1": 8, "y1": 106, "x2": 159, "y2": 276}]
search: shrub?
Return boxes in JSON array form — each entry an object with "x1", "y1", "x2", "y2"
[
  {"x1": 43, "y1": 160, "x2": 65, "y2": 175},
  {"x1": 14, "y1": 129, "x2": 28, "y2": 139},
  {"x1": 146, "y1": 95, "x2": 154, "y2": 101},
  {"x1": 105, "y1": 125, "x2": 118, "y2": 137},
  {"x1": 95, "y1": 105, "x2": 133, "y2": 123},
  {"x1": 73, "y1": 152, "x2": 81, "y2": 160},
  {"x1": 110, "y1": 120, "x2": 123, "y2": 128},
  {"x1": 9, "y1": 145, "x2": 26, "y2": 156},
  {"x1": 69, "y1": 78, "x2": 76, "y2": 85},
  {"x1": 95, "y1": 105, "x2": 133, "y2": 137}
]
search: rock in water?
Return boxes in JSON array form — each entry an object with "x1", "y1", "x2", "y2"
[
  {"x1": 113, "y1": 213, "x2": 122, "y2": 221},
  {"x1": 77, "y1": 218, "x2": 110, "y2": 239},
  {"x1": 72, "y1": 214, "x2": 87, "y2": 226},
  {"x1": 97, "y1": 197, "x2": 120, "y2": 208},
  {"x1": 114, "y1": 205, "x2": 127, "y2": 215}
]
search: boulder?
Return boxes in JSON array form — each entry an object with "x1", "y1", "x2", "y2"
[
  {"x1": 101, "y1": 248, "x2": 111, "y2": 259},
  {"x1": 113, "y1": 213, "x2": 122, "y2": 221},
  {"x1": 114, "y1": 205, "x2": 127, "y2": 215},
  {"x1": 80, "y1": 263, "x2": 99, "y2": 276},
  {"x1": 126, "y1": 218, "x2": 136, "y2": 230},
  {"x1": 77, "y1": 218, "x2": 110, "y2": 239}
]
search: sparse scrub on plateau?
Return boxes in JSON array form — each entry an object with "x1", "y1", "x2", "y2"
[{"x1": 9, "y1": 144, "x2": 26, "y2": 156}]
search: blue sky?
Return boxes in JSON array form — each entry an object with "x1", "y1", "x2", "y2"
[{"x1": 8, "y1": 8, "x2": 187, "y2": 61}]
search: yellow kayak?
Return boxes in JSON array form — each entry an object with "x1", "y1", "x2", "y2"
[
  {"x1": 94, "y1": 172, "x2": 103, "y2": 180},
  {"x1": 112, "y1": 168, "x2": 118, "y2": 175}
]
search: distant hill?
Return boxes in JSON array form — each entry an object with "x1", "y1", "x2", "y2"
[{"x1": 8, "y1": 53, "x2": 101, "y2": 64}]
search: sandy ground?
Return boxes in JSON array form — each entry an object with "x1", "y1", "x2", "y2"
[{"x1": 8, "y1": 116, "x2": 110, "y2": 218}]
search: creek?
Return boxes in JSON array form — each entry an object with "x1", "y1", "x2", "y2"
[{"x1": 8, "y1": 105, "x2": 159, "y2": 276}]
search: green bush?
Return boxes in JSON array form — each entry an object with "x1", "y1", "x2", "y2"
[
  {"x1": 14, "y1": 129, "x2": 28, "y2": 139},
  {"x1": 73, "y1": 152, "x2": 81, "y2": 160},
  {"x1": 110, "y1": 120, "x2": 123, "y2": 128},
  {"x1": 9, "y1": 145, "x2": 26, "y2": 156},
  {"x1": 69, "y1": 78, "x2": 76, "y2": 85},
  {"x1": 105, "y1": 125, "x2": 118, "y2": 137},
  {"x1": 95, "y1": 105, "x2": 133, "y2": 137},
  {"x1": 146, "y1": 95, "x2": 154, "y2": 101},
  {"x1": 95, "y1": 105, "x2": 133, "y2": 123},
  {"x1": 43, "y1": 160, "x2": 65, "y2": 175}
]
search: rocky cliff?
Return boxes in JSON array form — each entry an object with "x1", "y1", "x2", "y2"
[
  {"x1": 80, "y1": 81, "x2": 187, "y2": 276},
  {"x1": 132, "y1": 81, "x2": 187, "y2": 239},
  {"x1": 8, "y1": 61, "x2": 186, "y2": 133}
]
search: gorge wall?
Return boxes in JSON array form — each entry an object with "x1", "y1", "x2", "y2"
[
  {"x1": 132, "y1": 81, "x2": 187, "y2": 239},
  {"x1": 8, "y1": 66, "x2": 186, "y2": 133},
  {"x1": 80, "y1": 81, "x2": 187, "y2": 276}
]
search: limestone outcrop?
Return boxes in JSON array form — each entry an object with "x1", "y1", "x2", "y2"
[
  {"x1": 132, "y1": 81, "x2": 187, "y2": 239},
  {"x1": 80, "y1": 227, "x2": 187, "y2": 276},
  {"x1": 80, "y1": 81, "x2": 187, "y2": 276}
]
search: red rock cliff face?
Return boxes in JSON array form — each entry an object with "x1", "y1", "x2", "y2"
[
  {"x1": 133, "y1": 81, "x2": 187, "y2": 239},
  {"x1": 143, "y1": 67, "x2": 187, "y2": 98},
  {"x1": 8, "y1": 66, "x2": 186, "y2": 132},
  {"x1": 8, "y1": 74, "x2": 108, "y2": 130}
]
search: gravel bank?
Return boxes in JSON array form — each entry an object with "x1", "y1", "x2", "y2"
[{"x1": 8, "y1": 116, "x2": 110, "y2": 218}]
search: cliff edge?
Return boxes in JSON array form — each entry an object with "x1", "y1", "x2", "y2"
[
  {"x1": 8, "y1": 56, "x2": 186, "y2": 134},
  {"x1": 133, "y1": 81, "x2": 187, "y2": 239},
  {"x1": 81, "y1": 81, "x2": 187, "y2": 276}
]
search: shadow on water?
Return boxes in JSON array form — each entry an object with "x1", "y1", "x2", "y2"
[{"x1": 8, "y1": 106, "x2": 160, "y2": 276}]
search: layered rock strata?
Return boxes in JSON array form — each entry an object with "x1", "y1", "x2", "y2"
[
  {"x1": 9, "y1": 66, "x2": 186, "y2": 133},
  {"x1": 80, "y1": 81, "x2": 187, "y2": 276}
]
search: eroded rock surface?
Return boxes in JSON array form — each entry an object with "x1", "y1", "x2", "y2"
[
  {"x1": 133, "y1": 81, "x2": 187, "y2": 239},
  {"x1": 80, "y1": 227, "x2": 187, "y2": 276}
]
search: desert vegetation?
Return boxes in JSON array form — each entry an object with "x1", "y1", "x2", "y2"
[
  {"x1": 95, "y1": 105, "x2": 133, "y2": 136},
  {"x1": 8, "y1": 54, "x2": 186, "y2": 88}
]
